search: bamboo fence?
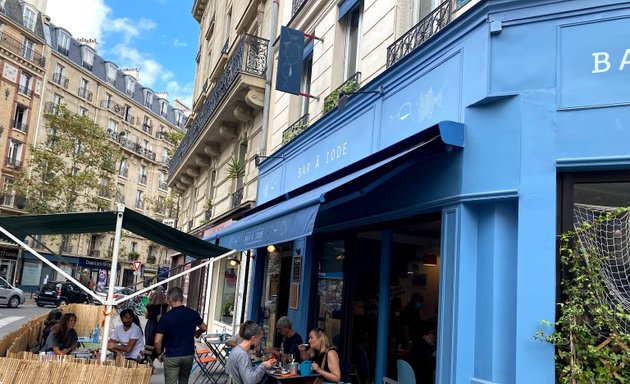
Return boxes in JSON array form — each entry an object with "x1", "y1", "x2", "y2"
[{"x1": 0, "y1": 304, "x2": 150, "y2": 384}]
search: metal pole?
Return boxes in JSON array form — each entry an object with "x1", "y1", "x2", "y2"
[
  {"x1": 100, "y1": 203, "x2": 126, "y2": 361},
  {"x1": 375, "y1": 228, "x2": 392, "y2": 383},
  {"x1": 258, "y1": 0, "x2": 279, "y2": 157}
]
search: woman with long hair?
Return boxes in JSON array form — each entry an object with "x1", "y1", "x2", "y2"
[
  {"x1": 43, "y1": 312, "x2": 78, "y2": 355},
  {"x1": 40, "y1": 309, "x2": 62, "y2": 348},
  {"x1": 144, "y1": 286, "x2": 168, "y2": 360},
  {"x1": 298, "y1": 328, "x2": 341, "y2": 383}
]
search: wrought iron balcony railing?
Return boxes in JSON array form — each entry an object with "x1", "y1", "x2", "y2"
[
  {"x1": 283, "y1": 114, "x2": 309, "y2": 144},
  {"x1": 232, "y1": 187, "x2": 244, "y2": 209},
  {"x1": 6, "y1": 157, "x2": 22, "y2": 167},
  {"x1": 386, "y1": 0, "x2": 452, "y2": 67},
  {"x1": 0, "y1": 32, "x2": 45, "y2": 67},
  {"x1": 0, "y1": 193, "x2": 26, "y2": 210},
  {"x1": 52, "y1": 72, "x2": 69, "y2": 88},
  {"x1": 12, "y1": 119, "x2": 28, "y2": 133},
  {"x1": 292, "y1": 0, "x2": 308, "y2": 16},
  {"x1": 18, "y1": 85, "x2": 32, "y2": 97},
  {"x1": 323, "y1": 72, "x2": 361, "y2": 113},
  {"x1": 78, "y1": 87, "x2": 92, "y2": 101},
  {"x1": 170, "y1": 34, "x2": 268, "y2": 174}
]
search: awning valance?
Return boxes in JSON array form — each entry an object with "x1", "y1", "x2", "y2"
[{"x1": 208, "y1": 121, "x2": 464, "y2": 250}]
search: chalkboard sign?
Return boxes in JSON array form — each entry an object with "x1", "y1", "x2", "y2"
[{"x1": 292, "y1": 256, "x2": 302, "y2": 281}]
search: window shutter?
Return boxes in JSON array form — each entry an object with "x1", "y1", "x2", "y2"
[{"x1": 395, "y1": 0, "x2": 414, "y2": 39}]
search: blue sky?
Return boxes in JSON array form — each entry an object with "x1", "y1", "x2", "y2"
[{"x1": 46, "y1": 0, "x2": 199, "y2": 107}]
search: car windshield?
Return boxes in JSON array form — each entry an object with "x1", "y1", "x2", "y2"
[
  {"x1": 42, "y1": 282, "x2": 60, "y2": 290},
  {"x1": 95, "y1": 286, "x2": 133, "y2": 294}
]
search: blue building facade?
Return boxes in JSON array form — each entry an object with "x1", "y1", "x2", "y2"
[{"x1": 209, "y1": 0, "x2": 630, "y2": 382}]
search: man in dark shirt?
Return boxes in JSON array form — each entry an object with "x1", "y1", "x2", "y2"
[
  {"x1": 265, "y1": 316, "x2": 303, "y2": 362},
  {"x1": 155, "y1": 287, "x2": 207, "y2": 384}
]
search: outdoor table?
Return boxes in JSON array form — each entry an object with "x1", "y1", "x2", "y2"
[
  {"x1": 201, "y1": 333, "x2": 231, "y2": 382},
  {"x1": 265, "y1": 370, "x2": 321, "y2": 384}
]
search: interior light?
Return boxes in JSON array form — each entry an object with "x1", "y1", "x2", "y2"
[
  {"x1": 228, "y1": 255, "x2": 241, "y2": 267},
  {"x1": 267, "y1": 244, "x2": 276, "y2": 253}
]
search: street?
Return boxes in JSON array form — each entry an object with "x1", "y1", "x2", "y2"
[{"x1": 0, "y1": 301, "x2": 49, "y2": 340}]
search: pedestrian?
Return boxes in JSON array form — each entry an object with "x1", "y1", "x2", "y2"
[
  {"x1": 107, "y1": 308, "x2": 145, "y2": 361},
  {"x1": 145, "y1": 286, "x2": 169, "y2": 360},
  {"x1": 154, "y1": 287, "x2": 207, "y2": 384}
]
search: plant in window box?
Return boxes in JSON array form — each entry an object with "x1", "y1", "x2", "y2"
[
  {"x1": 127, "y1": 251, "x2": 140, "y2": 261},
  {"x1": 284, "y1": 123, "x2": 309, "y2": 143},
  {"x1": 226, "y1": 157, "x2": 246, "y2": 180},
  {"x1": 322, "y1": 80, "x2": 359, "y2": 114}
]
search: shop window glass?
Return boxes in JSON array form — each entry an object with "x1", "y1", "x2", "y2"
[{"x1": 214, "y1": 257, "x2": 237, "y2": 323}]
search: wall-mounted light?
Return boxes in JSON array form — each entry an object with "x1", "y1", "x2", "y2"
[
  {"x1": 267, "y1": 244, "x2": 276, "y2": 253},
  {"x1": 255, "y1": 153, "x2": 284, "y2": 167},
  {"x1": 228, "y1": 254, "x2": 241, "y2": 267},
  {"x1": 338, "y1": 85, "x2": 384, "y2": 110}
]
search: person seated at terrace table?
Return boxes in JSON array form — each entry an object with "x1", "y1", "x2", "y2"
[
  {"x1": 107, "y1": 308, "x2": 145, "y2": 361},
  {"x1": 43, "y1": 312, "x2": 78, "y2": 355},
  {"x1": 226, "y1": 323, "x2": 277, "y2": 384},
  {"x1": 298, "y1": 328, "x2": 341, "y2": 383},
  {"x1": 41, "y1": 309, "x2": 62, "y2": 349},
  {"x1": 225, "y1": 320, "x2": 255, "y2": 347},
  {"x1": 264, "y1": 316, "x2": 303, "y2": 363}
]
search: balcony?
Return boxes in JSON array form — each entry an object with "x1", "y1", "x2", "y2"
[
  {"x1": 88, "y1": 249, "x2": 101, "y2": 257},
  {"x1": 142, "y1": 123, "x2": 153, "y2": 134},
  {"x1": 138, "y1": 174, "x2": 147, "y2": 184},
  {"x1": 231, "y1": 187, "x2": 244, "y2": 209},
  {"x1": 323, "y1": 72, "x2": 361, "y2": 114},
  {"x1": 6, "y1": 157, "x2": 22, "y2": 168},
  {"x1": 78, "y1": 87, "x2": 93, "y2": 101},
  {"x1": 17, "y1": 85, "x2": 32, "y2": 97},
  {"x1": 169, "y1": 34, "x2": 268, "y2": 180},
  {"x1": 147, "y1": 255, "x2": 157, "y2": 264},
  {"x1": 0, "y1": 193, "x2": 26, "y2": 210},
  {"x1": 282, "y1": 114, "x2": 309, "y2": 144},
  {"x1": 386, "y1": 0, "x2": 452, "y2": 67},
  {"x1": 52, "y1": 72, "x2": 69, "y2": 88},
  {"x1": 12, "y1": 120, "x2": 28, "y2": 133},
  {"x1": 292, "y1": 0, "x2": 308, "y2": 16},
  {"x1": 0, "y1": 32, "x2": 45, "y2": 67},
  {"x1": 100, "y1": 99, "x2": 126, "y2": 117}
]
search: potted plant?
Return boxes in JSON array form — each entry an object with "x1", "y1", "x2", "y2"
[{"x1": 226, "y1": 157, "x2": 245, "y2": 180}]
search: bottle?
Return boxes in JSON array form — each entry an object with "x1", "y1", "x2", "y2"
[{"x1": 92, "y1": 325, "x2": 99, "y2": 343}]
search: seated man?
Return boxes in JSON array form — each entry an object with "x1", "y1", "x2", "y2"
[
  {"x1": 265, "y1": 316, "x2": 303, "y2": 363},
  {"x1": 108, "y1": 309, "x2": 145, "y2": 361}
]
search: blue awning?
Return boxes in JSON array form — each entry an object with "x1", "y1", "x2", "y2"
[{"x1": 208, "y1": 121, "x2": 464, "y2": 250}]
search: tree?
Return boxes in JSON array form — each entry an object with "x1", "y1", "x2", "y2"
[{"x1": 14, "y1": 105, "x2": 122, "y2": 214}]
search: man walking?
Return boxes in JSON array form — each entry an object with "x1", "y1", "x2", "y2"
[{"x1": 155, "y1": 287, "x2": 207, "y2": 383}]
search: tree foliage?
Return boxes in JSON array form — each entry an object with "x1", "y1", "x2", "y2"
[
  {"x1": 536, "y1": 207, "x2": 630, "y2": 383},
  {"x1": 13, "y1": 105, "x2": 122, "y2": 214}
]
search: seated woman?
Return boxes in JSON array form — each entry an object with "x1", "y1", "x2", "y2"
[
  {"x1": 298, "y1": 328, "x2": 341, "y2": 383},
  {"x1": 43, "y1": 312, "x2": 78, "y2": 355},
  {"x1": 225, "y1": 322, "x2": 277, "y2": 384},
  {"x1": 41, "y1": 309, "x2": 62, "y2": 349}
]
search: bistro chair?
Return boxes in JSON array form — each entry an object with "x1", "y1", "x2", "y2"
[
  {"x1": 192, "y1": 345, "x2": 219, "y2": 384},
  {"x1": 382, "y1": 359, "x2": 416, "y2": 384}
]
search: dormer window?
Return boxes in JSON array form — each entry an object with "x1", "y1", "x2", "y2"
[
  {"x1": 174, "y1": 109, "x2": 184, "y2": 126},
  {"x1": 81, "y1": 45, "x2": 95, "y2": 70},
  {"x1": 159, "y1": 99, "x2": 168, "y2": 117},
  {"x1": 105, "y1": 62, "x2": 117, "y2": 85},
  {"x1": 143, "y1": 88, "x2": 154, "y2": 108},
  {"x1": 56, "y1": 29, "x2": 70, "y2": 55},
  {"x1": 23, "y1": 5, "x2": 36, "y2": 31},
  {"x1": 124, "y1": 75, "x2": 136, "y2": 96}
]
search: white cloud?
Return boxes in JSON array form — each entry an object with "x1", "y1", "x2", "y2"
[
  {"x1": 46, "y1": 0, "x2": 191, "y2": 105},
  {"x1": 172, "y1": 39, "x2": 187, "y2": 48},
  {"x1": 46, "y1": 0, "x2": 111, "y2": 41}
]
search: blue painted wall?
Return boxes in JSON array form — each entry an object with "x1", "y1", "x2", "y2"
[{"x1": 249, "y1": 1, "x2": 630, "y2": 383}]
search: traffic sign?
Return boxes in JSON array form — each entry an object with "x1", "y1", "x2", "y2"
[{"x1": 133, "y1": 260, "x2": 142, "y2": 271}]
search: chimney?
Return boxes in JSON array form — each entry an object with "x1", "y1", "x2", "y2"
[
  {"x1": 122, "y1": 68, "x2": 140, "y2": 81},
  {"x1": 155, "y1": 91, "x2": 169, "y2": 100},
  {"x1": 77, "y1": 38, "x2": 98, "y2": 51}
]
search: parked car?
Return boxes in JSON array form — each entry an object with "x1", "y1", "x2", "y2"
[
  {"x1": 0, "y1": 276, "x2": 25, "y2": 308},
  {"x1": 35, "y1": 281, "x2": 92, "y2": 307},
  {"x1": 93, "y1": 286, "x2": 135, "y2": 303}
]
